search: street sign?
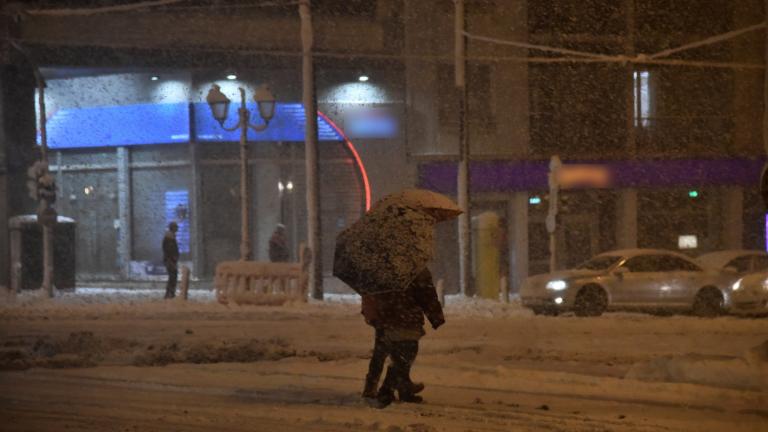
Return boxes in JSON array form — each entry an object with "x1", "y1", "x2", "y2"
[{"x1": 557, "y1": 164, "x2": 611, "y2": 189}]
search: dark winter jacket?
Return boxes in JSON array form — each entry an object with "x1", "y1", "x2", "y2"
[
  {"x1": 269, "y1": 230, "x2": 290, "y2": 262},
  {"x1": 162, "y1": 231, "x2": 179, "y2": 269},
  {"x1": 361, "y1": 269, "x2": 445, "y2": 340}
]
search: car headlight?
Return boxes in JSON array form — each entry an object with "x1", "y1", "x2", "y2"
[
  {"x1": 546, "y1": 280, "x2": 568, "y2": 291},
  {"x1": 732, "y1": 279, "x2": 742, "y2": 291}
]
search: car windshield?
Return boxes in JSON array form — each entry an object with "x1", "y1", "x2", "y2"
[{"x1": 576, "y1": 256, "x2": 623, "y2": 271}]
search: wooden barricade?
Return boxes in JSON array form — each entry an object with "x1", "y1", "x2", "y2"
[{"x1": 214, "y1": 244, "x2": 310, "y2": 305}]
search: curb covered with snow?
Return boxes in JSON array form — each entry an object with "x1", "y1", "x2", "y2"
[{"x1": 625, "y1": 340, "x2": 768, "y2": 391}]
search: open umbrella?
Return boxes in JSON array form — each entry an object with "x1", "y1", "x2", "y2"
[
  {"x1": 370, "y1": 188, "x2": 462, "y2": 221},
  {"x1": 333, "y1": 189, "x2": 461, "y2": 295}
]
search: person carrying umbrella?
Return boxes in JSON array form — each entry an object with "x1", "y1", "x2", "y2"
[
  {"x1": 361, "y1": 267, "x2": 444, "y2": 406},
  {"x1": 333, "y1": 189, "x2": 461, "y2": 408}
]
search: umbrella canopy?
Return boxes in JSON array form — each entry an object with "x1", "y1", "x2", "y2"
[
  {"x1": 370, "y1": 188, "x2": 462, "y2": 221},
  {"x1": 333, "y1": 204, "x2": 437, "y2": 295}
]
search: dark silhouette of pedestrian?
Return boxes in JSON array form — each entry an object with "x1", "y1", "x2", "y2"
[
  {"x1": 360, "y1": 268, "x2": 445, "y2": 407},
  {"x1": 268, "y1": 224, "x2": 290, "y2": 262},
  {"x1": 162, "y1": 221, "x2": 179, "y2": 299}
]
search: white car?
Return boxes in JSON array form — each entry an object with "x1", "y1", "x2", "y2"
[
  {"x1": 521, "y1": 249, "x2": 732, "y2": 317},
  {"x1": 697, "y1": 250, "x2": 768, "y2": 314},
  {"x1": 728, "y1": 271, "x2": 768, "y2": 314},
  {"x1": 696, "y1": 250, "x2": 768, "y2": 277}
]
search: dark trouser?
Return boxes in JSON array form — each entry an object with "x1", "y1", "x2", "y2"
[
  {"x1": 365, "y1": 329, "x2": 419, "y2": 395},
  {"x1": 365, "y1": 328, "x2": 388, "y2": 390},
  {"x1": 380, "y1": 340, "x2": 419, "y2": 394},
  {"x1": 165, "y1": 265, "x2": 177, "y2": 299}
]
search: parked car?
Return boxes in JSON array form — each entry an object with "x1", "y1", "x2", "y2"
[
  {"x1": 520, "y1": 249, "x2": 732, "y2": 317},
  {"x1": 696, "y1": 250, "x2": 768, "y2": 276},
  {"x1": 728, "y1": 271, "x2": 768, "y2": 314},
  {"x1": 696, "y1": 250, "x2": 768, "y2": 314}
]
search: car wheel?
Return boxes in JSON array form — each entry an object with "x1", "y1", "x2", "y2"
[
  {"x1": 693, "y1": 287, "x2": 724, "y2": 317},
  {"x1": 574, "y1": 285, "x2": 608, "y2": 317}
]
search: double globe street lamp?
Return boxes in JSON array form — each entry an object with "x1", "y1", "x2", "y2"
[{"x1": 206, "y1": 83, "x2": 276, "y2": 260}]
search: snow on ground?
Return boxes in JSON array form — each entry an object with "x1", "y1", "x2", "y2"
[{"x1": 0, "y1": 287, "x2": 766, "y2": 431}]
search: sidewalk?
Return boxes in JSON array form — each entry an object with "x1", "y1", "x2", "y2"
[{"x1": 75, "y1": 279, "x2": 213, "y2": 290}]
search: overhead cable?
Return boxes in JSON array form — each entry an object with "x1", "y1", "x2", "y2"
[
  {"x1": 25, "y1": 0, "x2": 188, "y2": 16},
  {"x1": 4, "y1": 36, "x2": 764, "y2": 70},
  {"x1": 464, "y1": 21, "x2": 767, "y2": 66},
  {"x1": 648, "y1": 22, "x2": 766, "y2": 59}
]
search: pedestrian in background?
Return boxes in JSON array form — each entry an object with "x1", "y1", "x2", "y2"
[
  {"x1": 162, "y1": 221, "x2": 179, "y2": 299},
  {"x1": 268, "y1": 224, "x2": 290, "y2": 262}
]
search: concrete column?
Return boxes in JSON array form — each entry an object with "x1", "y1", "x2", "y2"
[
  {"x1": 616, "y1": 189, "x2": 638, "y2": 249},
  {"x1": 624, "y1": 0, "x2": 637, "y2": 156},
  {"x1": 116, "y1": 146, "x2": 131, "y2": 278},
  {"x1": 721, "y1": 187, "x2": 744, "y2": 250},
  {"x1": 508, "y1": 192, "x2": 528, "y2": 294},
  {"x1": 403, "y1": 0, "x2": 441, "y2": 155},
  {"x1": 0, "y1": 63, "x2": 36, "y2": 288}
]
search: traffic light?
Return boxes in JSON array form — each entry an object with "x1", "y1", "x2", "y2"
[
  {"x1": 38, "y1": 172, "x2": 56, "y2": 206},
  {"x1": 26, "y1": 160, "x2": 56, "y2": 205},
  {"x1": 26, "y1": 160, "x2": 57, "y2": 226}
]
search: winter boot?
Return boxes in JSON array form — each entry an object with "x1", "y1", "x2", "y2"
[
  {"x1": 399, "y1": 393, "x2": 424, "y2": 404},
  {"x1": 397, "y1": 382, "x2": 424, "y2": 404},
  {"x1": 361, "y1": 376, "x2": 379, "y2": 399},
  {"x1": 375, "y1": 386, "x2": 396, "y2": 408},
  {"x1": 405, "y1": 381, "x2": 425, "y2": 394}
]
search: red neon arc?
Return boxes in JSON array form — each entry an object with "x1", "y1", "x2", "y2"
[{"x1": 317, "y1": 111, "x2": 372, "y2": 212}]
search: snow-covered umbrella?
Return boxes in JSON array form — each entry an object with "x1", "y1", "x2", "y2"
[
  {"x1": 370, "y1": 188, "x2": 462, "y2": 222},
  {"x1": 333, "y1": 190, "x2": 461, "y2": 295}
]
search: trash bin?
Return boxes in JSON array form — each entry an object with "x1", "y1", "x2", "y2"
[{"x1": 9, "y1": 215, "x2": 76, "y2": 291}]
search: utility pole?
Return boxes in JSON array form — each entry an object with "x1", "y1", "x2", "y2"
[
  {"x1": 455, "y1": 0, "x2": 472, "y2": 296},
  {"x1": 762, "y1": 0, "x2": 768, "y2": 207},
  {"x1": 13, "y1": 41, "x2": 55, "y2": 297},
  {"x1": 37, "y1": 73, "x2": 53, "y2": 297},
  {"x1": 299, "y1": 0, "x2": 323, "y2": 300},
  {"x1": 547, "y1": 156, "x2": 561, "y2": 272}
]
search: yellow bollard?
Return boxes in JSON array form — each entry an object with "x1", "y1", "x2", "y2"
[{"x1": 474, "y1": 212, "x2": 501, "y2": 300}]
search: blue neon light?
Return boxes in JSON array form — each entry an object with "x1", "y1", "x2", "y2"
[
  {"x1": 41, "y1": 102, "x2": 346, "y2": 149},
  {"x1": 165, "y1": 190, "x2": 190, "y2": 254},
  {"x1": 44, "y1": 103, "x2": 190, "y2": 149}
]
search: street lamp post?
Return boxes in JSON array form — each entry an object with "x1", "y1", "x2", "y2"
[
  {"x1": 11, "y1": 41, "x2": 56, "y2": 297},
  {"x1": 206, "y1": 83, "x2": 276, "y2": 261}
]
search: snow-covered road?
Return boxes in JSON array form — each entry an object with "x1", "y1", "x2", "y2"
[{"x1": 0, "y1": 290, "x2": 765, "y2": 431}]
